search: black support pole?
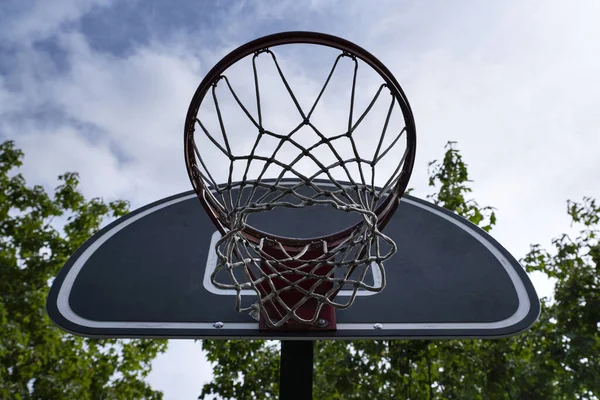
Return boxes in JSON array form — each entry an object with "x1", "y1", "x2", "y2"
[{"x1": 279, "y1": 340, "x2": 314, "y2": 400}]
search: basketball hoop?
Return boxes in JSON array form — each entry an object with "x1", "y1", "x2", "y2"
[
  {"x1": 47, "y1": 29, "x2": 539, "y2": 400},
  {"x1": 184, "y1": 32, "x2": 417, "y2": 328}
]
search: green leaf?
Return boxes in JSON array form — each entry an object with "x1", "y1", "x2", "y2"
[{"x1": 0, "y1": 140, "x2": 167, "y2": 399}]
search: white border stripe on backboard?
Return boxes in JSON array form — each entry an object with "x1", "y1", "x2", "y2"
[{"x1": 57, "y1": 193, "x2": 530, "y2": 332}]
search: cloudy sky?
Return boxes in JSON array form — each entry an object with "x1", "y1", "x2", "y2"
[{"x1": 2, "y1": 0, "x2": 599, "y2": 398}]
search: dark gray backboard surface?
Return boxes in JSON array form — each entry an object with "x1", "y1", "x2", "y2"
[{"x1": 47, "y1": 180, "x2": 540, "y2": 339}]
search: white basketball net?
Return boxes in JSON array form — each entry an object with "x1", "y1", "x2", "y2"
[{"x1": 189, "y1": 46, "x2": 410, "y2": 327}]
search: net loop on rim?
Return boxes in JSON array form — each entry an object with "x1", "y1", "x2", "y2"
[{"x1": 185, "y1": 32, "x2": 416, "y2": 328}]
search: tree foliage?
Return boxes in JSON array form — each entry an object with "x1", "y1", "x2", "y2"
[
  {"x1": 199, "y1": 142, "x2": 599, "y2": 399},
  {"x1": 0, "y1": 141, "x2": 167, "y2": 399}
]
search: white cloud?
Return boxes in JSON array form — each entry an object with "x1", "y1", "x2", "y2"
[
  {"x1": 15, "y1": 126, "x2": 127, "y2": 197},
  {"x1": 147, "y1": 341, "x2": 213, "y2": 400},
  {"x1": 43, "y1": 32, "x2": 202, "y2": 202},
  {"x1": 3, "y1": 31, "x2": 205, "y2": 207},
  {"x1": 0, "y1": 0, "x2": 115, "y2": 44}
]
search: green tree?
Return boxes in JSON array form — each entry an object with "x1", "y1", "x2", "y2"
[
  {"x1": 0, "y1": 141, "x2": 167, "y2": 399},
  {"x1": 199, "y1": 142, "x2": 599, "y2": 399},
  {"x1": 521, "y1": 197, "x2": 600, "y2": 398}
]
